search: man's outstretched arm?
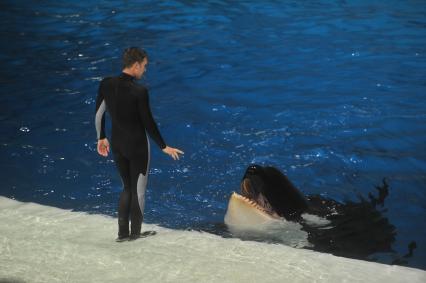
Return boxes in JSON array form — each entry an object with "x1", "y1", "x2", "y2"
[
  {"x1": 137, "y1": 89, "x2": 184, "y2": 160},
  {"x1": 137, "y1": 89, "x2": 167, "y2": 149}
]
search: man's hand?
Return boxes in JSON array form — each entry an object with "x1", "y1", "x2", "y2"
[
  {"x1": 97, "y1": 138, "x2": 110, "y2": 157},
  {"x1": 162, "y1": 146, "x2": 184, "y2": 160}
]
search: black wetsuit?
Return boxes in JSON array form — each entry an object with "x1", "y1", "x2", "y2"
[{"x1": 95, "y1": 72, "x2": 166, "y2": 238}]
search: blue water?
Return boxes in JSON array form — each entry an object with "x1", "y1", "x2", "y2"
[{"x1": 1, "y1": 0, "x2": 425, "y2": 269}]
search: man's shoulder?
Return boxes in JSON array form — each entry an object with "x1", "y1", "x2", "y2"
[
  {"x1": 132, "y1": 82, "x2": 148, "y2": 92},
  {"x1": 99, "y1": 75, "x2": 148, "y2": 97},
  {"x1": 131, "y1": 83, "x2": 149, "y2": 98},
  {"x1": 100, "y1": 76, "x2": 115, "y2": 84},
  {"x1": 98, "y1": 76, "x2": 115, "y2": 90}
]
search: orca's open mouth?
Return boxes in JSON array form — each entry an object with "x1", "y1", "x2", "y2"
[
  {"x1": 238, "y1": 178, "x2": 279, "y2": 217},
  {"x1": 241, "y1": 178, "x2": 254, "y2": 199}
]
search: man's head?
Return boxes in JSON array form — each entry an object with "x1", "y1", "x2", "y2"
[{"x1": 122, "y1": 47, "x2": 148, "y2": 80}]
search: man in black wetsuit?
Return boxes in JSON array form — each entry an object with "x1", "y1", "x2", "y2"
[{"x1": 95, "y1": 47, "x2": 184, "y2": 242}]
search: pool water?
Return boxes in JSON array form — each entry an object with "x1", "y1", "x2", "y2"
[{"x1": 1, "y1": 0, "x2": 425, "y2": 269}]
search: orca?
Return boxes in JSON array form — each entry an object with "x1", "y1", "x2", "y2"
[{"x1": 224, "y1": 164, "x2": 399, "y2": 260}]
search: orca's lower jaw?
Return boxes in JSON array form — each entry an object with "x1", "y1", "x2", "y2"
[
  {"x1": 224, "y1": 178, "x2": 281, "y2": 226},
  {"x1": 231, "y1": 191, "x2": 280, "y2": 219}
]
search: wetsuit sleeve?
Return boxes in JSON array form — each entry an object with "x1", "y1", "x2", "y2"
[
  {"x1": 95, "y1": 79, "x2": 107, "y2": 140},
  {"x1": 138, "y1": 90, "x2": 167, "y2": 150}
]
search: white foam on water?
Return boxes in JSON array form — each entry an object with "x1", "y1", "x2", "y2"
[
  {"x1": 1, "y1": 196, "x2": 425, "y2": 283},
  {"x1": 301, "y1": 213, "x2": 332, "y2": 227}
]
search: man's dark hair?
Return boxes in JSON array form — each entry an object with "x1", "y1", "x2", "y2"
[{"x1": 122, "y1": 47, "x2": 148, "y2": 69}]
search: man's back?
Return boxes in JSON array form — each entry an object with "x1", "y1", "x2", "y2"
[{"x1": 95, "y1": 72, "x2": 166, "y2": 159}]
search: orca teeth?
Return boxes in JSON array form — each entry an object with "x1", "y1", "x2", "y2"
[
  {"x1": 242, "y1": 196, "x2": 266, "y2": 212},
  {"x1": 232, "y1": 192, "x2": 279, "y2": 217},
  {"x1": 234, "y1": 192, "x2": 268, "y2": 213}
]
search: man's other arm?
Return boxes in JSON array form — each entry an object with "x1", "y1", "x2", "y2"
[{"x1": 95, "y1": 79, "x2": 107, "y2": 140}]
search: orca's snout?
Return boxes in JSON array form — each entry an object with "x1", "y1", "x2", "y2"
[
  {"x1": 247, "y1": 166, "x2": 256, "y2": 174},
  {"x1": 245, "y1": 164, "x2": 262, "y2": 176}
]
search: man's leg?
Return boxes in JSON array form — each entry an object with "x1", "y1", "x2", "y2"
[
  {"x1": 129, "y1": 158, "x2": 149, "y2": 237},
  {"x1": 112, "y1": 150, "x2": 132, "y2": 239},
  {"x1": 129, "y1": 134, "x2": 151, "y2": 238}
]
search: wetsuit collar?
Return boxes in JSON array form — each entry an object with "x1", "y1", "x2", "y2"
[{"x1": 120, "y1": 72, "x2": 136, "y2": 81}]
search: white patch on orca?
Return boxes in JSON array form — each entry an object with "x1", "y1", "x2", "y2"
[
  {"x1": 227, "y1": 218, "x2": 312, "y2": 248},
  {"x1": 224, "y1": 192, "x2": 311, "y2": 248}
]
